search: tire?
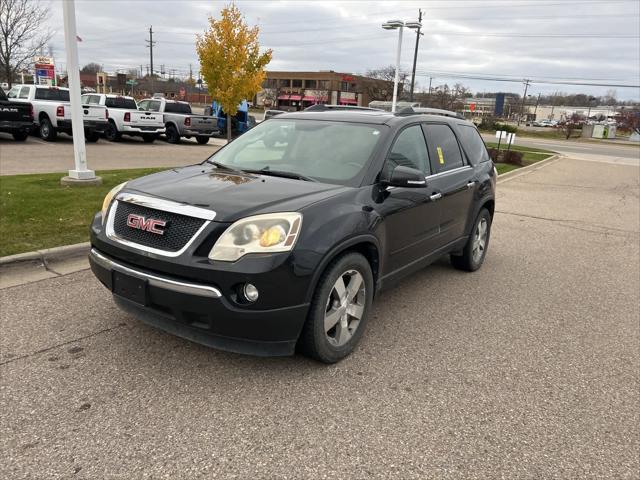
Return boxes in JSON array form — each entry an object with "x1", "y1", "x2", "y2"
[
  {"x1": 104, "y1": 121, "x2": 121, "y2": 141},
  {"x1": 85, "y1": 131, "x2": 100, "y2": 143},
  {"x1": 39, "y1": 116, "x2": 57, "y2": 141},
  {"x1": 142, "y1": 134, "x2": 157, "y2": 143},
  {"x1": 451, "y1": 208, "x2": 492, "y2": 272},
  {"x1": 298, "y1": 252, "x2": 374, "y2": 363},
  {"x1": 12, "y1": 131, "x2": 28, "y2": 141},
  {"x1": 196, "y1": 135, "x2": 209, "y2": 145},
  {"x1": 165, "y1": 124, "x2": 180, "y2": 144}
]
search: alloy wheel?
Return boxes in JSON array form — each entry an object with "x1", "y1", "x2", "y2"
[
  {"x1": 472, "y1": 217, "x2": 488, "y2": 263},
  {"x1": 324, "y1": 270, "x2": 365, "y2": 347}
]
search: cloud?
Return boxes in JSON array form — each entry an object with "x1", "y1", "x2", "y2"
[{"x1": 46, "y1": 0, "x2": 639, "y2": 100}]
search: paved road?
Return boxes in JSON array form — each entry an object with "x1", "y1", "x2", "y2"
[
  {"x1": 0, "y1": 134, "x2": 224, "y2": 176},
  {"x1": 482, "y1": 134, "x2": 640, "y2": 166},
  {"x1": 1, "y1": 155, "x2": 639, "y2": 478}
]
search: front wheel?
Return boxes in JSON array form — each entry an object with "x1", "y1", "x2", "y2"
[
  {"x1": 298, "y1": 252, "x2": 374, "y2": 363},
  {"x1": 195, "y1": 135, "x2": 209, "y2": 145},
  {"x1": 165, "y1": 124, "x2": 180, "y2": 144},
  {"x1": 451, "y1": 208, "x2": 492, "y2": 272},
  {"x1": 12, "y1": 131, "x2": 28, "y2": 141}
]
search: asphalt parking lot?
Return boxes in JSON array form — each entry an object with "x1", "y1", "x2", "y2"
[
  {"x1": 0, "y1": 133, "x2": 225, "y2": 176},
  {"x1": 1, "y1": 150, "x2": 638, "y2": 478}
]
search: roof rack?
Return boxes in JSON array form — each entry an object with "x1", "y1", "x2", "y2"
[
  {"x1": 304, "y1": 104, "x2": 384, "y2": 112},
  {"x1": 396, "y1": 106, "x2": 464, "y2": 119}
]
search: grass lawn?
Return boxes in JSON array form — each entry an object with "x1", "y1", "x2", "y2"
[
  {"x1": 484, "y1": 142, "x2": 555, "y2": 176},
  {"x1": 0, "y1": 168, "x2": 166, "y2": 257}
]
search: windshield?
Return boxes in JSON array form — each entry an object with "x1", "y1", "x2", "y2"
[{"x1": 207, "y1": 119, "x2": 385, "y2": 185}]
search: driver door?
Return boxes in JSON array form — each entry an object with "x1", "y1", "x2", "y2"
[{"x1": 379, "y1": 124, "x2": 442, "y2": 274}]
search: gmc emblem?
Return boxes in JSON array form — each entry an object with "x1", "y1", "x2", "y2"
[{"x1": 126, "y1": 213, "x2": 166, "y2": 235}]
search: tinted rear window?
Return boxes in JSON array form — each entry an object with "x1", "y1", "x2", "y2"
[
  {"x1": 164, "y1": 102, "x2": 191, "y2": 114},
  {"x1": 105, "y1": 97, "x2": 138, "y2": 109},
  {"x1": 457, "y1": 125, "x2": 490, "y2": 163},
  {"x1": 35, "y1": 88, "x2": 70, "y2": 101}
]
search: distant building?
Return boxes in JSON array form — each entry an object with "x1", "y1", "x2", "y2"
[{"x1": 257, "y1": 71, "x2": 395, "y2": 110}]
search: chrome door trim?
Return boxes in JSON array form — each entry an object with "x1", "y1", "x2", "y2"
[{"x1": 425, "y1": 165, "x2": 473, "y2": 181}]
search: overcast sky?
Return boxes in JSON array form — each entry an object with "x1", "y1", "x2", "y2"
[{"x1": 47, "y1": 0, "x2": 640, "y2": 100}]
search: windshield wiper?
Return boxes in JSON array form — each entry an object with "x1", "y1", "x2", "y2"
[
  {"x1": 206, "y1": 160, "x2": 245, "y2": 174},
  {"x1": 243, "y1": 167, "x2": 316, "y2": 182}
]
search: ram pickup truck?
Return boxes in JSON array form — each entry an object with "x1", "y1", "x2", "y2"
[
  {"x1": 7, "y1": 84, "x2": 108, "y2": 142},
  {"x1": 0, "y1": 87, "x2": 33, "y2": 141},
  {"x1": 137, "y1": 97, "x2": 217, "y2": 144},
  {"x1": 81, "y1": 93, "x2": 165, "y2": 143}
]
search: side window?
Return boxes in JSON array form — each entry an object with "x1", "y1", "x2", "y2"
[
  {"x1": 19, "y1": 86, "x2": 30, "y2": 99},
  {"x1": 138, "y1": 100, "x2": 148, "y2": 110},
  {"x1": 148, "y1": 101, "x2": 161, "y2": 112},
  {"x1": 384, "y1": 125, "x2": 430, "y2": 178},
  {"x1": 88, "y1": 95, "x2": 100, "y2": 104},
  {"x1": 7, "y1": 86, "x2": 20, "y2": 98},
  {"x1": 457, "y1": 124, "x2": 490, "y2": 163},
  {"x1": 424, "y1": 124, "x2": 465, "y2": 174}
]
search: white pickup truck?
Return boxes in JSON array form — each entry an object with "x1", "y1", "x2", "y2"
[
  {"x1": 7, "y1": 84, "x2": 108, "y2": 142},
  {"x1": 81, "y1": 93, "x2": 165, "y2": 143},
  {"x1": 137, "y1": 97, "x2": 218, "y2": 144}
]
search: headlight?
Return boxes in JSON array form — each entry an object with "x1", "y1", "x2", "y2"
[
  {"x1": 101, "y1": 182, "x2": 127, "y2": 221},
  {"x1": 209, "y1": 212, "x2": 302, "y2": 262}
]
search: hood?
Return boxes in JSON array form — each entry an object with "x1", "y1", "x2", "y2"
[{"x1": 125, "y1": 164, "x2": 347, "y2": 222}]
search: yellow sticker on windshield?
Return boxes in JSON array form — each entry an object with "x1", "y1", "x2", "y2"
[{"x1": 437, "y1": 146, "x2": 445, "y2": 164}]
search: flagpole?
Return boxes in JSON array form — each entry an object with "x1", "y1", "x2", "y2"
[{"x1": 60, "y1": 0, "x2": 101, "y2": 186}]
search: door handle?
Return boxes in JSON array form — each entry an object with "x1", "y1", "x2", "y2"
[
  {"x1": 430, "y1": 192, "x2": 442, "y2": 201},
  {"x1": 466, "y1": 181, "x2": 476, "y2": 189}
]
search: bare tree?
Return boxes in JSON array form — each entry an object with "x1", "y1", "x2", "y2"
[
  {"x1": 0, "y1": 0, "x2": 53, "y2": 87},
  {"x1": 81, "y1": 62, "x2": 103, "y2": 75},
  {"x1": 364, "y1": 65, "x2": 409, "y2": 101}
]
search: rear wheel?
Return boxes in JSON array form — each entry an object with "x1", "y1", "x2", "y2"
[
  {"x1": 165, "y1": 124, "x2": 180, "y2": 144},
  {"x1": 85, "y1": 130, "x2": 100, "y2": 143},
  {"x1": 12, "y1": 131, "x2": 28, "y2": 141},
  {"x1": 451, "y1": 208, "x2": 492, "y2": 272},
  {"x1": 142, "y1": 133, "x2": 157, "y2": 143},
  {"x1": 196, "y1": 135, "x2": 209, "y2": 145},
  {"x1": 298, "y1": 252, "x2": 374, "y2": 363},
  {"x1": 39, "y1": 117, "x2": 57, "y2": 141},
  {"x1": 104, "y1": 121, "x2": 121, "y2": 141}
]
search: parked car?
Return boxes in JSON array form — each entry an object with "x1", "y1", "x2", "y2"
[
  {"x1": 0, "y1": 87, "x2": 33, "y2": 141},
  {"x1": 89, "y1": 107, "x2": 496, "y2": 363},
  {"x1": 137, "y1": 97, "x2": 217, "y2": 144},
  {"x1": 81, "y1": 93, "x2": 165, "y2": 143},
  {"x1": 7, "y1": 84, "x2": 108, "y2": 142},
  {"x1": 264, "y1": 109, "x2": 286, "y2": 120}
]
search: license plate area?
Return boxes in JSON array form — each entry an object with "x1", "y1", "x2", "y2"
[{"x1": 113, "y1": 271, "x2": 147, "y2": 305}]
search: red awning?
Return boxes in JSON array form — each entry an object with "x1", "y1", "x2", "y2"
[
  {"x1": 289, "y1": 94, "x2": 302, "y2": 101},
  {"x1": 339, "y1": 98, "x2": 357, "y2": 105},
  {"x1": 277, "y1": 95, "x2": 290, "y2": 100},
  {"x1": 302, "y1": 96, "x2": 318, "y2": 102}
]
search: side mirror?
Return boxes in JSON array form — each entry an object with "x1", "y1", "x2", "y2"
[{"x1": 382, "y1": 165, "x2": 426, "y2": 188}]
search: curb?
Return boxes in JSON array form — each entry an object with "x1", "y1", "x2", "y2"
[
  {"x1": 497, "y1": 154, "x2": 561, "y2": 183},
  {"x1": 0, "y1": 242, "x2": 90, "y2": 268}
]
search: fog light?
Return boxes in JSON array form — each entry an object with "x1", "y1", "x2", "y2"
[{"x1": 243, "y1": 283, "x2": 259, "y2": 302}]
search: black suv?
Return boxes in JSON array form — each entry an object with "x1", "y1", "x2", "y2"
[{"x1": 89, "y1": 107, "x2": 496, "y2": 363}]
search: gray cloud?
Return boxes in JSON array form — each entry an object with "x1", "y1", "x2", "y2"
[{"x1": 46, "y1": 0, "x2": 639, "y2": 100}]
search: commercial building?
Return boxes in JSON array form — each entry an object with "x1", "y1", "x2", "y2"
[{"x1": 256, "y1": 71, "x2": 394, "y2": 110}]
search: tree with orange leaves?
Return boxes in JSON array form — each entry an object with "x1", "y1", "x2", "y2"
[{"x1": 196, "y1": 4, "x2": 272, "y2": 140}]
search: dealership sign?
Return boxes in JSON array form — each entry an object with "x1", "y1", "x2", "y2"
[{"x1": 34, "y1": 56, "x2": 55, "y2": 85}]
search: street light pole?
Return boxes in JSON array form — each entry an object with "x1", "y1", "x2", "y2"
[
  {"x1": 382, "y1": 19, "x2": 421, "y2": 113},
  {"x1": 61, "y1": 0, "x2": 100, "y2": 185}
]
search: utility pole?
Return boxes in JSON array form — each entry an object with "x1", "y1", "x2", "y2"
[
  {"x1": 409, "y1": 9, "x2": 423, "y2": 102},
  {"x1": 146, "y1": 26, "x2": 155, "y2": 91},
  {"x1": 428, "y1": 76, "x2": 432, "y2": 98},
  {"x1": 517, "y1": 79, "x2": 530, "y2": 126},
  {"x1": 533, "y1": 92, "x2": 541, "y2": 119}
]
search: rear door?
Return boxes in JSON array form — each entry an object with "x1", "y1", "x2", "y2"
[
  {"x1": 423, "y1": 123, "x2": 475, "y2": 246},
  {"x1": 380, "y1": 124, "x2": 442, "y2": 273}
]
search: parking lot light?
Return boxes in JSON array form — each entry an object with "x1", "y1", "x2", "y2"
[{"x1": 382, "y1": 20, "x2": 422, "y2": 113}]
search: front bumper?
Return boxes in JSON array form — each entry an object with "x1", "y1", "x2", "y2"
[{"x1": 89, "y1": 248, "x2": 308, "y2": 356}]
